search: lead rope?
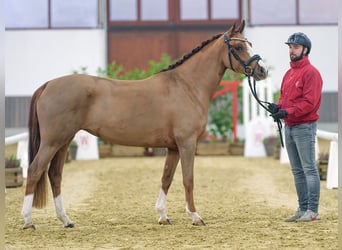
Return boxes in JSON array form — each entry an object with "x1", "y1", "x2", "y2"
[
  {"x1": 247, "y1": 76, "x2": 285, "y2": 148},
  {"x1": 223, "y1": 32, "x2": 284, "y2": 147}
]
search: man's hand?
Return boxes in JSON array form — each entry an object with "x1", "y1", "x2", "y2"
[
  {"x1": 267, "y1": 103, "x2": 280, "y2": 114},
  {"x1": 270, "y1": 109, "x2": 288, "y2": 120}
]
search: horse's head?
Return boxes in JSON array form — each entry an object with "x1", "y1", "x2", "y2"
[{"x1": 223, "y1": 20, "x2": 268, "y2": 81}]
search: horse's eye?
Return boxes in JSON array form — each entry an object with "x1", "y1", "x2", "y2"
[{"x1": 235, "y1": 45, "x2": 243, "y2": 52}]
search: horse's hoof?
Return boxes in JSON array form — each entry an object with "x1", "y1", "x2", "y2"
[
  {"x1": 192, "y1": 218, "x2": 206, "y2": 226},
  {"x1": 158, "y1": 218, "x2": 172, "y2": 225},
  {"x1": 64, "y1": 223, "x2": 74, "y2": 228},
  {"x1": 23, "y1": 224, "x2": 36, "y2": 230}
]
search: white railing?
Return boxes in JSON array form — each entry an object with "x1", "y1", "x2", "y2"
[
  {"x1": 5, "y1": 130, "x2": 99, "y2": 178},
  {"x1": 5, "y1": 132, "x2": 29, "y2": 178},
  {"x1": 316, "y1": 129, "x2": 338, "y2": 189},
  {"x1": 5, "y1": 132, "x2": 28, "y2": 145},
  {"x1": 317, "y1": 129, "x2": 338, "y2": 141}
]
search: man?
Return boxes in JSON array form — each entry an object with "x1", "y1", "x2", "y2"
[{"x1": 269, "y1": 32, "x2": 323, "y2": 222}]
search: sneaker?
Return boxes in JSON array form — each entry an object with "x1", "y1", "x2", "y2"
[
  {"x1": 296, "y1": 210, "x2": 320, "y2": 222},
  {"x1": 284, "y1": 208, "x2": 305, "y2": 222}
]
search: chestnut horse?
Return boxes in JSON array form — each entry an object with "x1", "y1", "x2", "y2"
[{"x1": 22, "y1": 20, "x2": 267, "y2": 229}]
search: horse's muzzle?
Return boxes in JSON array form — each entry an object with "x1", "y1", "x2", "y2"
[{"x1": 253, "y1": 63, "x2": 268, "y2": 81}]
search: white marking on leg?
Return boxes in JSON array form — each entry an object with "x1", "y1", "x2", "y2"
[
  {"x1": 155, "y1": 188, "x2": 168, "y2": 222},
  {"x1": 185, "y1": 203, "x2": 203, "y2": 224},
  {"x1": 22, "y1": 194, "x2": 34, "y2": 226},
  {"x1": 54, "y1": 194, "x2": 73, "y2": 227}
]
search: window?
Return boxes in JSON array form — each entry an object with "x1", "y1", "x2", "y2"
[
  {"x1": 5, "y1": 0, "x2": 101, "y2": 29},
  {"x1": 108, "y1": 0, "x2": 241, "y2": 26},
  {"x1": 180, "y1": 0, "x2": 208, "y2": 20},
  {"x1": 109, "y1": 0, "x2": 168, "y2": 22},
  {"x1": 249, "y1": 0, "x2": 338, "y2": 25},
  {"x1": 51, "y1": 0, "x2": 99, "y2": 28},
  {"x1": 179, "y1": 0, "x2": 240, "y2": 22},
  {"x1": 299, "y1": 0, "x2": 338, "y2": 24},
  {"x1": 141, "y1": 0, "x2": 168, "y2": 21},
  {"x1": 250, "y1": 0, "x2": 296, "y2": 25},
  {"x1": 212, "y1": 0, "x2": 239, "y2": 20},
  {"x1": 109, "y1": 0, "x2": 137, "y2": 21},
  {"x1": 5, "y1": 0, "x2": 49, "y2": 28}
]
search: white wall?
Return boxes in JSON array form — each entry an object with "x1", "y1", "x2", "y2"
[
  {"x1": 245, "y1": 25, "x2": 338, "y2": 92},
  {"x1": 5, "y1": 29, "x2": 106, "y2": 96}
]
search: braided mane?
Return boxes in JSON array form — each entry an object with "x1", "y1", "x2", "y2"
[{"x1": 160, "y1": 33, "x2": 223, "y2": 73}]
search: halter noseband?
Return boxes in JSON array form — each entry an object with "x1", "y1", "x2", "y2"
[{"x1": 223, "y1": 32, "x2": 261, "y2": 77}]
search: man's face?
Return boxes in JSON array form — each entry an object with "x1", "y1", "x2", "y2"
[{"x1": 288, "y1": 44, "x2": 307, "y2": 61}]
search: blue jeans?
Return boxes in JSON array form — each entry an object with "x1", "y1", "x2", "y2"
[{"x1": 285, "y1": 122, "x2": 320, "y2": 213}]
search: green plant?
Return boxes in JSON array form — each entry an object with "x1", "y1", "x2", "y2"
[
  {"x1": 273, "y1": 90, "x2": 280, "y2": 103},
  {"x1": 144, "y1": 54, "x2": 172, "y2": 77},
  {"x1": 72, "y1": 66, "x2": 88, "y2": 75},
  {"x1": 95, "y1": 54, "x2": 172, "y2": 80},
  {"x1": 208, "y1": 94, "x2": 233, "y2": 141},
  {"x1": 5, "y1": 155, "x2": 21, "y2": 168},
  {"x1": 69, "y1": 140, "x2": 78, "y2": 148},
  {"x1": 97, "y1": 62, "x2": 124, "y2": 79},
  {"x1": 207, "y1": 69, "x2": 245, "y2": 141}
]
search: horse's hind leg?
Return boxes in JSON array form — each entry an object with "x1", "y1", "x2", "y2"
[
  {"x1": 48, "y1": 144, "x2": 74, "y2": 228},
  {"x1": 155, "y1": 149, "x2": 179, "y2": 225},
  {"x1": 22, "y1": 145, "x2": 57, "y2": 229}
]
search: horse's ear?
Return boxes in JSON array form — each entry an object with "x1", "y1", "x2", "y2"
[
  {"x1": 228, "y1": 23, "x2": 237, "y2": 36},
  {"x1": 238, "y1": 20, "x2": 245, "y2": 33}
]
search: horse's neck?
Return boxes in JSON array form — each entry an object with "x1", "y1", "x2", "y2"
[{"x1": 175, "y1": 41, "x2": 226, "y2": 102}]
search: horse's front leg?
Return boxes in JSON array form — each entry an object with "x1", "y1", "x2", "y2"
[
  {"x1": 48, "y1": 145, "x2": 74, "y2": 228},
  {"x1": 179, "y1": 142, "x2": 205, "y2": 226},
  {"x1": 155, "y1": 149, "x2": 179, "y2": 225}
]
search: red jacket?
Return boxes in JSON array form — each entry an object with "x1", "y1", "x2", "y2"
[{"x1": 277, "y1": 56, "x2": 323, "y2": 126}]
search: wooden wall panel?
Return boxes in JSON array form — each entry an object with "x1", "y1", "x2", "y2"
[
  {"x1": 108, "y1": 31, "x2": 174, "y2": 71},
  {"x1": 108, "y1": 29, "x2": 226, "y2": 71},
  {"x1": 175, "y1": 30, "x2": 223, "y2": 58}
]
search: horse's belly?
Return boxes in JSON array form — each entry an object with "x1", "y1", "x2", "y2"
[{"x1": 95, "y1": 127, "x2": 176, "y2": 148}]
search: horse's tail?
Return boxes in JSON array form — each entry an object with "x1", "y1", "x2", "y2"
[{"x1": 28, "y1": 83, "x2": 48, "y2": 208}]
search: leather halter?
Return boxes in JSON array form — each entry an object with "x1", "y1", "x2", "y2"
[{"x1": 223, "y1": 32, "x2": 262, "y2": 77}]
